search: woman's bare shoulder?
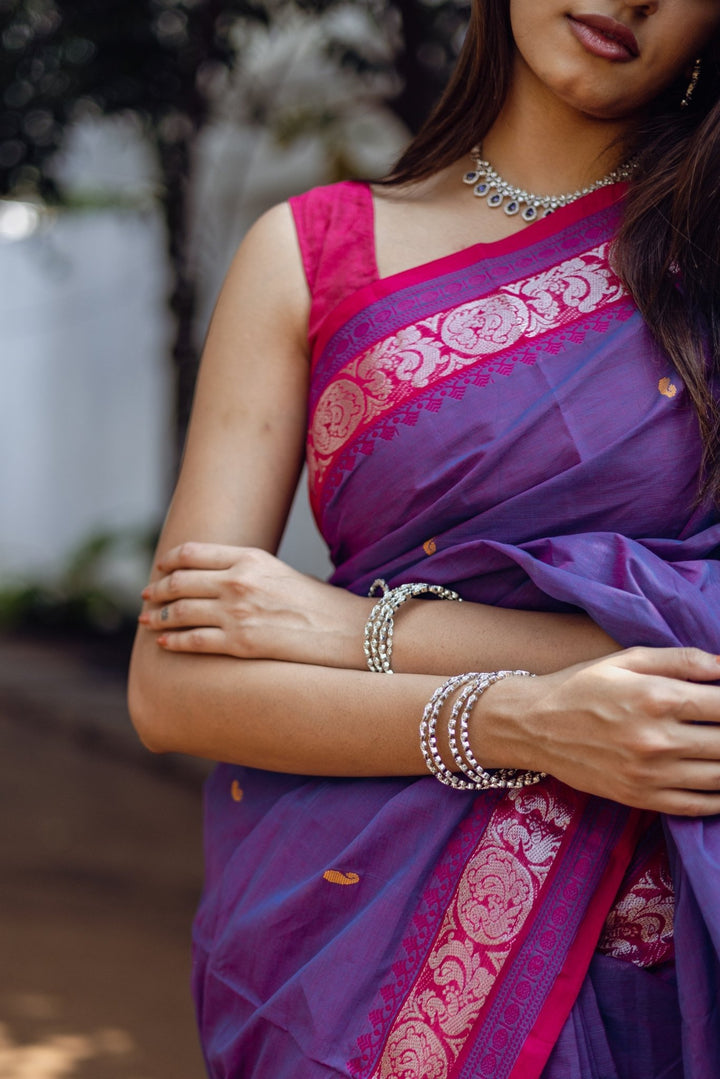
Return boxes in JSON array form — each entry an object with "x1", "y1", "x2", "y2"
[
  {"x1": 218, "y1": 201, "x2": 309, "y2": 343},
  {"x1": 236, "y1": 201, "x2": 302, "y2": 273}
]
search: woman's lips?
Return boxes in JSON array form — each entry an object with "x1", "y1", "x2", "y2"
[{"x1": 567, "y1": 13, "x2": 639, "y2": 63}]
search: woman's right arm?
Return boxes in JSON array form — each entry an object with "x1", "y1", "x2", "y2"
[
  {"x1": 128, "y1": 205, "x2": 473, "y2": 776},
  {"x1": 128, "y1": 203, "x2": 720, "y2": 816}
]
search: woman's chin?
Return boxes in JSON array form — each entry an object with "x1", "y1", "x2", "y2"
[{"x1": 556, "y1": 85, "x2": 645, "y2": 124}]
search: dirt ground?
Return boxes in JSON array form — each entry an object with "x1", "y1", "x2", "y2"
[{"x1": 0, "y1": 637, "x2": 209, "y2": 1079}]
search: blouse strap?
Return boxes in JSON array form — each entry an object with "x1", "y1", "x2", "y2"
[{"x1": 289, "y1": 181, "x2": 378, "y2": 351}]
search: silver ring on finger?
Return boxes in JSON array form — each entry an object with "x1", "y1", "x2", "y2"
[{"x1": 161, "y1": 606, "x2": 170, "y2": 622}]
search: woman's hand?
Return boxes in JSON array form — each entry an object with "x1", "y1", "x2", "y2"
[
  {"x1": 139, "y1": 542, "x2": 372, "y2": 668},
  {"x1": 480, "y1": 646, "x2": 720, "y2": 816}
]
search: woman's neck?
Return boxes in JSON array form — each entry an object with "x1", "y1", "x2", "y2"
[{"x1": 482, "y1": 54, "x2": 634, "y2": 196}]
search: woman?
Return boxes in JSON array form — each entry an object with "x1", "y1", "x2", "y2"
[{"x1": 129, "y1": 2, "x2": 720, "y2": 1076}]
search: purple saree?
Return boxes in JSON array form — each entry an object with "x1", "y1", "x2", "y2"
[{"x1": 192, "y1": 183, "x2": 720, "y2": 1078}]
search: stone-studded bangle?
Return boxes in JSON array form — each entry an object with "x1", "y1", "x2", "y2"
[
  {"x1": 364, "y1": 579, "x2": 462, "y2": 674},
  {"x1": 420, "y1": 670, "x2": 547, "y2": 791}
]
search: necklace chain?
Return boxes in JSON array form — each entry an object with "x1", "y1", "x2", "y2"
[{"x1": 462, "y1": 145, "x2": 634, "y2": 223}]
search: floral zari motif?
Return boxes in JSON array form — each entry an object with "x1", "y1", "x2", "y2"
[
  {"x1": 367, "y1": 785, "x2": 577, "y2": 1079},
  {"x1": 308, "y1": 243, "x2": 627, "y2": 504},
  {"x1": 354, "y1": 780, "x2": 650, "y2": 1079},
  {"x1": 597, "y1": 836, "x2": 674, "y2": 968}
]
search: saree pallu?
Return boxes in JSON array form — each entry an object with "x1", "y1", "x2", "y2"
[{"x1": 192, "y1": 184, "x2": 720, "y2": 1078}]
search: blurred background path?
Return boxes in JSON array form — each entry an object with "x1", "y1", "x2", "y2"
[{"x1": 0, "y1": 634, "x2": 208, "y2": 1079}]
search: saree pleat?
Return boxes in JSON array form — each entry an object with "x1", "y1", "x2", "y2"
[
  {"x1": 192, "y1": 184, "x2": 720, "y2": 1078},
  {"x1": 542, "y1": 957, "x2": 682, "y2": 1079}
]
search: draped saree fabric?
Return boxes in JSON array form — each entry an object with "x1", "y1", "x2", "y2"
[{"x1": 191, "y1": 183, "x2": 720, "y2": 1078}]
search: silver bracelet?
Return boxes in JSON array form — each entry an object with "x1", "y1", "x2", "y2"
[
  {"x1": 364, "y1": 578, "x2": 462, "y2": 674},
  {"x1": 421, "y1": 670, "x2": 546, "y2": 791}
]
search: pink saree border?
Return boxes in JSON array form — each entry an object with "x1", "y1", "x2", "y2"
[
  {"x1": 355, "y1": 781, "x2": 642, "y2": 1079},
  {"x1": 505, "y1": 810, "x2": 647, "y2": 1079},
  {"x1": 312, "y1": 183, "x2": 628, "y2": 366},
  {"x1": 306, "y1": 242, "x2": 631, "y2": 515}
]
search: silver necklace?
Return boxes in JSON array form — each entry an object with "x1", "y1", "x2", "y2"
[{"x1": 462, "y1": 146, "x2": 634, "y2": 223}]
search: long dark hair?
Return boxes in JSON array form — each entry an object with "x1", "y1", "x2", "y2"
[{"x1": 386, "y1": 1, "x2": 720, "y2": 500}]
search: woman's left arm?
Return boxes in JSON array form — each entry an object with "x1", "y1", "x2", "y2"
[{"x1": 139, "y1": 543, "x2": 620, "y2": 676}]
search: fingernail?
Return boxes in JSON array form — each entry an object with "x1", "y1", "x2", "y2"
[
  {"x1": 137, "y1": 614, "x2": 150, "y2": 625},
  {"x1": 157, "y1": 635, "x2": 168, "y2": 646},
  {"x1": 141, "y1": 588, "x2": 151, "y2": 599}
]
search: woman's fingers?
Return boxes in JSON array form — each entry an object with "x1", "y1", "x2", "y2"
[
  {"x1": 156, "y1": 627, "x2": 228, "y2": 655},
  {"x1": 612, "y1": 645, "x2": 720, "y2": 683},
  {"x1": 672, "y1": 723, "x2": 720, "y2": 764},
  {"x1": 631, "y1": 747, "x2": 720, "y2": 790},
  {"x1": 669, "y1": 759, "x2": 720, "y2": 790},
  {"x1": 141, "y1": 599, "x2": 219, "y2": 630},
  {"x1": 156, "y1": 542, "x2": 264, "y2": 573},
  {"x1": 143, "y1": 569, "x2": 220, "y2": 604},
  {"x1": 653, "y1": 790, "x2": 720, "y2": 818},
  {"x1": 632, "y1": 677, "x2": 720, "y2": 730},
  {"x1": 607, "y1": 724, "x2": 720, "y2": 805}
]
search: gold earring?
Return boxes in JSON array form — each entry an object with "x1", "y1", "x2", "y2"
[{"x1": 681, "y1": 59, "x2": 702, "y2": 108}]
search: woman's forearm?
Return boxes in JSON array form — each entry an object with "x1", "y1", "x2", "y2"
[
  {"x1": 272, "y1": 582, "x2": 622, "y2": 675},
  {"x1": 339, "y1": 594, "x2": 621, "y2": 676},
  {"x1": 129, "y1": 630, "x2": 445, "y2": 774},
  {"x1": 129, "y1": 629, "x2": 720, "y2": 817}
]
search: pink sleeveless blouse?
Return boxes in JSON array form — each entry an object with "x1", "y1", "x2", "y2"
[{"x1": 289, "y1": 181, "x2": 377, "y2": 354}]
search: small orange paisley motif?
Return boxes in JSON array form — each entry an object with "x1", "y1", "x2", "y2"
[
  {"x1": 323, "y1": 870, "x2": 360, "y2": 886},
  {"x1": 230, "y1": 780, "x2": 244, "y2": 802},
  {"x1": 423, "y1": 538, "x2": 437, "y2": 556},
  {"x1": 658, "y1": 377, "x2": 678, "y2": 398}
]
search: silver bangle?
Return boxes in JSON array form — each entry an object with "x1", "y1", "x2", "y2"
[
  {"x1": 420, "y1": 673, "x2": 483, "y2": 789},
  {"x1": 421, "y1": 670, "x2": 546, "y2": 791},
  {"x1": 448, "y1": 673, "x2": 496, "y2": 786},
  {"x1": 364, "y1": 579, "x2": 462, "y2": 674}
]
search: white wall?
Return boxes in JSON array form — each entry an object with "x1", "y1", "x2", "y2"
[{"x1": 0, "y1": 207, "x2": 173, "y2": 587}]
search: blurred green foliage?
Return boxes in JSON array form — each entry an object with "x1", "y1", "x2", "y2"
[{"x1": 0, "y1": 529, "x2": 158, "y2": 636}]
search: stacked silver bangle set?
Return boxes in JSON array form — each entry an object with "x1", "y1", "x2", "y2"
[
  {"x1": 363, "y1": 578, "x2": 462, "y2": 674},
  {"x1": 420, "y1": 670, "x2": 546, "y2": 791},
  {"x1": 362, "y1": 580, "x2": 546, "y2": 792}
]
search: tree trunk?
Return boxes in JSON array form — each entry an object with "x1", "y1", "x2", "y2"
[{"x1": 155, "y1": 133, "x2": 200, "y2": 467}]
